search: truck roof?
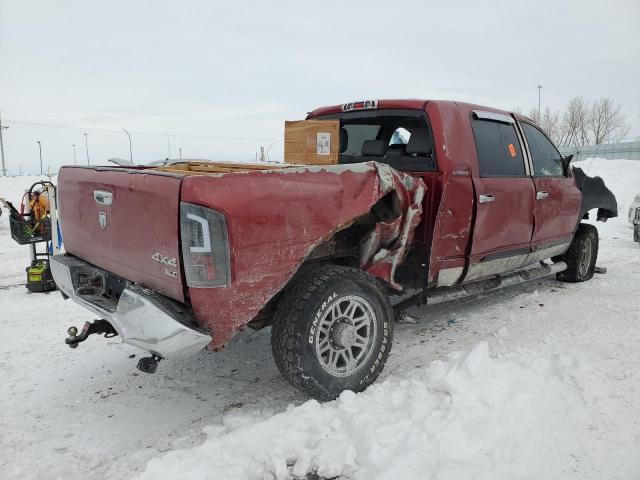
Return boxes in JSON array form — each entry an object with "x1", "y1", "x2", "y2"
[{"x1": 308, "y1": 99, "x2": 528, "y2": 121}]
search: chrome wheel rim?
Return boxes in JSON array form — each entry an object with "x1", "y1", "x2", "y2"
[
  {"x1": 314, "y1": 295, "x2": 377, "y2": 377},
  {"x1": 578, "y1": 238, "x2": 592, "y2": 277}
]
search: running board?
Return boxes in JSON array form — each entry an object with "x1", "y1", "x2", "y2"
[{"x1": 394, "y1": 261, "x2": 567, "y2": 312}]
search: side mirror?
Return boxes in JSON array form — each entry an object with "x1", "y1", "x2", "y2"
[{"x1": 562, "y1": 154, "x2": 573, "y2": 175}]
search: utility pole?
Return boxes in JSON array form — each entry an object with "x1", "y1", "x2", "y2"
[
  {"x1": 84, "y1": 133, "x2": 90, "y2": 165},
  {"x1": 0, "y1": 112, "x2": 7, "y2": 176},
  {"x1": 37, "y1": 141, "x2": 43, "y2": 175},
  {"x1": 179, "y1": 147, "x2": 182, "y2": 160},
  {"x1": 167, "y1": 137, "x2": 171, "y2": 158},
  {"x1": 122, "y1": 129, "x2": 132, "y2": 162},
  {"x1": 537, "y1": 84, "x2": 542, "y2": 119},
  {"x1": 72, "y1": 144, "x2": 77, "y2": 165}
]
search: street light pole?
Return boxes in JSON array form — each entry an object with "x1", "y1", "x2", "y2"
[
  {"x1": 84, "y1": 133, "x2": 90, "y2": 165},
  {"x1": 37, "y1": 140, "x2": 43, "y2": 175},
  {"x1": 537, "y1": 84, "x2": 542, "y2": 119},
  {"x1": 0, "y1": 112, "x2": 8, "y2": 176},
  {"x1": 72, "y1": 144, "x2": 77, "y2": 165},
  {"x1": 122, "y1": 128, "x2": 132, "y2": 163}
]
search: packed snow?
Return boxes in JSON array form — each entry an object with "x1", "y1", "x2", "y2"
[{"x1": 1, "y1": 160, "x2": 639, "y2": 479}]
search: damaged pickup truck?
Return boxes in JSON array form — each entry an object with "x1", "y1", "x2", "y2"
[{"x1": 51, "y1": 99, "x2": 617, "y2": 400}]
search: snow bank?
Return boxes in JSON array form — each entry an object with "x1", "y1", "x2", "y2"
[{"x1": 138, "y1": 342, "x2": 593, "y2": 480}]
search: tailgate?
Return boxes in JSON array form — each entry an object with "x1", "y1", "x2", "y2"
[{"x1": 58, "y1": 167, "x2": 185, "y2": 302}]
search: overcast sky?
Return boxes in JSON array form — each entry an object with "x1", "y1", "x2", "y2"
[{"x1": 1, "y1": 0, "x2": 639, "y2": 175}]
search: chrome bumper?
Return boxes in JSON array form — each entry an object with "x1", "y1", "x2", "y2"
[{"x1": 50, "y1": 254, "x2": 212, "y2": 359}]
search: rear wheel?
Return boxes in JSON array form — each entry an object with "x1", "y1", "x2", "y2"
[
  {"x1": 271, "y1": 265, "x2": 393, "y2": 401},
  {"x1": 634, "y1": 224, "x2": 640, "y2": 243},
  {"x1": 556, "y1": 223, "x2": 599, "y2": 282}
]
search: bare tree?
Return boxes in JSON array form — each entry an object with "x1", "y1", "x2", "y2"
[
  {"x1": 517, "y1": 96, "x2": 629, "y2": 147},
  {"x1": 528, "y1": 106, "x2": 561, "y2": 145},
  {"x1": 588, "y1": 97, "x2": 629, "y2": 144},
  {"x1": 556, "y1": 97, "x2": 590, "y2": 147}
]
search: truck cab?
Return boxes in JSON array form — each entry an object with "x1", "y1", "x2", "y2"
[{"x1": 308, "y1": 100, "x2": 583, "y2": 288}]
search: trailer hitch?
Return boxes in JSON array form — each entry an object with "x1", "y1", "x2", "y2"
[{"x1": 65, "y1": 320, "x2": 118, "y2": 348}]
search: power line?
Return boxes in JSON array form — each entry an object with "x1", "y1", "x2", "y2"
[{"x1": 7, "y1": 119, "x2": 279, "y2": 142}]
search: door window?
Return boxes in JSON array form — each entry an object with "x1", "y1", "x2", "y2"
[
  {"x1": 521, "y1": 123, "x2": 564, "y2": 177},
  {"x1": 471, "y1": 118, "x2": 526, "y2": 177}
]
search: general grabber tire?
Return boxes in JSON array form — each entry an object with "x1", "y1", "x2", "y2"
[
  {"x1": 556, "y1": 223, "x2": 599, "y2": 283},
  {"x1": 271, "y1": 265, "x2": 393, "y2": 401}
]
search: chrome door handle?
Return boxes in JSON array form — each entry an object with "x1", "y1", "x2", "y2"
[
  {"x1": 479, "y1": 194, "x2": 495, "y2": 204},
  {"x1": 94, "y1": 190, "x2": 113, "y2": 205},
  {"x1": 536, "y1": 191, "x2": 549, "y2": 200}
]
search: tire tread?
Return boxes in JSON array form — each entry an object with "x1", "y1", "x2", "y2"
[
  {"x1": 271, "y1": 264, "x2": 392, "y2": 400},
  {"x1": 557, "y1": 223, "x2": 599, "y2": 282}
]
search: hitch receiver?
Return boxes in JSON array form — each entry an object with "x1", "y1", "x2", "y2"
[{"x1": 66, "y1": 319, "x2": 118, "y2": 348}]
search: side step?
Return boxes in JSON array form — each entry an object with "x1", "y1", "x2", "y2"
[{"x1": 394, "y1": 261, "x2": 567, "y2": 312}]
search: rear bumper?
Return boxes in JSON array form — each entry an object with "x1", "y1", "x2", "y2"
[{"x1": 50, "y1": 254, "x2": 211, "y2": 359}]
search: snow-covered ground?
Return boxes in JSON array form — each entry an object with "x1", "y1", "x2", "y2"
[{"x1": 1, "y1": 160, "x2": 639, "y2": 480}]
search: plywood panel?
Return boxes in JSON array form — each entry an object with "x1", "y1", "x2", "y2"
[
  {"x1": 154, "y1": 161, "x2": 289, "y2": 176},
  {"x1": 284, "y1": 119, "x2": 339, "y2": 165}
]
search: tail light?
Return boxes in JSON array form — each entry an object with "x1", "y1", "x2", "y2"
[{"x1": 180, "y1": 202, "x2": 230, "y2": 287}]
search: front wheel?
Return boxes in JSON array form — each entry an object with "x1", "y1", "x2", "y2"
[
  {"x1": 271, "y1": 265, "x2": 393, "y2": 401},
  {"x1": 556, "y1": 223, "x2": 599, "y2": 282}
]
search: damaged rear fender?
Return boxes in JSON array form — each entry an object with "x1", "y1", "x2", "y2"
[{"x1": 180, "y1": 161, "x2": 426, "y2": 348}]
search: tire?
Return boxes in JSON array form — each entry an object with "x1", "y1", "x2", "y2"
[
  {"x1": 634, "y1": 224, "x2": 640, "y2": 243},
  {"x1": 271, "y1": 265, "x2": 393, "y2": 401},
  {"x1": 556, "y1": 223, "x2": 599, "y2": 282}
]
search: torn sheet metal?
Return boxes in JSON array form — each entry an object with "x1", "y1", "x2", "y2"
[
  {"x1": 361, "y1": 178, "x2": 425, "y2": 290},
  {"x1": 572, "y1": 167, "x2": 618, "y2": 220},
  {"x1": 180, "y1": 161, "x2": 426, "y2": 348}
]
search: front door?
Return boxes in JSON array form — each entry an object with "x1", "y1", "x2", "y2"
[
  {"x1": 520, "y1": 122, "x2": 581, "y2": 261},
  {"x1": 466, "y1": 112, "x2": 536, "y2": 281}
]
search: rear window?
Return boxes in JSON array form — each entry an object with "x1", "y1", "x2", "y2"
[
  {"x1": 472, "y1": 118, "x2": 526, "y2": 177},
  {"x1": 314, "y1": 109, "x2": 437, "y2": 172},
  {"x1": 342, "y1": 125, "x2": 381, "y2": 156}
]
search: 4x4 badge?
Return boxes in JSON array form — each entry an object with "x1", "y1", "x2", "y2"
[{"x1": 98, "y1": 211, "x2": 107, "y2": 229}]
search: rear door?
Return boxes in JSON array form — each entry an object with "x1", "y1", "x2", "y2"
[
  {"x1": 58, "y1": 167, "x2": 185, "y2": 302},
  {"x1": 466, "y1": 111, "x2": 536, "y2": 281},
  {"x1": 520, "y1": 122, "x2": 581, "y2": 259}
]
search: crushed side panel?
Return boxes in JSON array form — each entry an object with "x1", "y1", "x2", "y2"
[{"x1": 180, "y1": 162, "x2": 426, "y2": 348}]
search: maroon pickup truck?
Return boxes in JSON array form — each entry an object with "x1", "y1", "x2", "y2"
[{"x1": 51, "y1": 99, "x2": 617, "y2": 400}]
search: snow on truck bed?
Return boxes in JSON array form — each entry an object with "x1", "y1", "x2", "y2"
[{"x1": 1, "y1": 160, "x2": 639, "y2": 480}]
